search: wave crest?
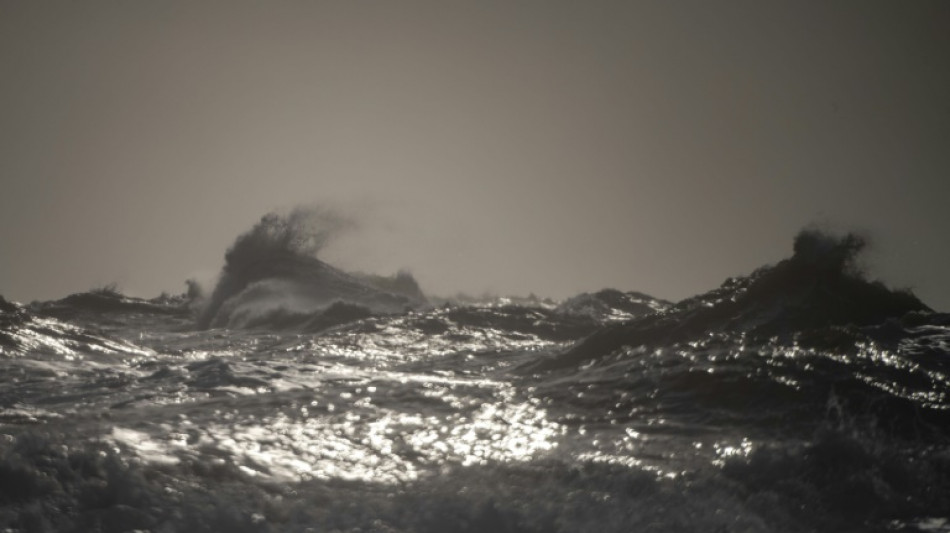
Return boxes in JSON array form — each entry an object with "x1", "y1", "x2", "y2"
[
  {"x1": 197, "y1": 208, "x2": 425, "y2": 329},
  {"x1": 535, "y1": 229, "x2": 932, "y2": 371}
]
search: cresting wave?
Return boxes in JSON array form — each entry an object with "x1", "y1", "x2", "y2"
[
  {"x1": 536, "y1": 229, "x2": 931, "y2": 370},
  {"x1": 1, "y1": 227, "x2": 948, "y2": 532},
  {"x1": 196, "y1": 208, "x2": 426, "y2": 330}
]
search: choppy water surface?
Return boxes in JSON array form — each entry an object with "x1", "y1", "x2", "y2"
[{"x1": 2, "y1": 231, "x2": 950, "y2": 532}]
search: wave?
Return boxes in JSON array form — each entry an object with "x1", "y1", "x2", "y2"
[
  {"x1": 3, "y1": 424, "x2": 947, "y2": 532},
  {"x1": 537, "y1": 230, "x2": 931, "y2": 371},
  {"x1": 525, "y1": 230, "x2": 950, "y2": 446},
  {"x1": 555, "y1": 289, "x2": 671, "y2": 322},
  {"x1": 0, "y1": 296, "x2": 30, "y2": 353},
  {"x1": 3, "y1": 225, "x2": 949, "y2": 531},
  {"x1": 197, "y1": 209, "x2": 427, "y2": 329},
  {"x1": 353, "y1": 270, "x2": 427, "y2": 303},
  {"x1": 33, "y1": 287, "x2": 190, "y2": 319},
  {"x1": 0, "y1": 295, "x2": 152, "y2": 359},
  {"x1": 441, "y1": 304, "x2": 601, "y2": 341},
  {"x1": 233, "y1": 301, "x2": 375, "y2": 332}
]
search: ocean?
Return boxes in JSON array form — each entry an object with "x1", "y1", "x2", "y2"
[{"x1": 1, "y1": 223, "x2": 948, "y2": 532}]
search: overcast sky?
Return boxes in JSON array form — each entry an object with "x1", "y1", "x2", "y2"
[{"x1": 1, "y1": 1, "x2": 948, "y2": 310}]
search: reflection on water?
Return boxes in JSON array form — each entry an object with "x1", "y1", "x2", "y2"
[
  {"x1": 5, "y1": 294, "x2": 948, "y2": 533},
  {"x1": 110, "y1": 376, "x2": 563, "y2": 485}
]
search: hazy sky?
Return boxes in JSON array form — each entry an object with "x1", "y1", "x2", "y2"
[{"x1": 1, "y1": 1, "x2": 948, "y2": 310}]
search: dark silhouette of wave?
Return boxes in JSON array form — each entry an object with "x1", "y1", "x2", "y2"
[
  {"x1": 527, "y1": 229, "x2": 950, "y2": 447},
  {"x1": 353, "y1": 270, "x2": 426, "y2": 303},
  {"x1": 197, "y1": 209, "x2": 426, "y2": 329},
  {"x1": 34, "y1": 288, "x2": 188, "y2": 320},
  {"x1": 538, "y1": 229, "x2": 930, "y2": 371},
  {"x1": 0, "y1": 296, "x2": 18, "y2": 316}
]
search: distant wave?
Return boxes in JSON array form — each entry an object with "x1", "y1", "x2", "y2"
[
  {"x1": 34, "y1": 287, "x2": 190, "y2": 319},
  {"x1": 537, "y1": 229, "x2": 931, "y2": 371},
  {"x1": 677, "y1": 228, "x2": 929, "y2": 334},
  {"x1": 527, "y1": 229, "x2": 950, "y2": 444},
  {"x1": 1, "y1": 295, "x2": 152, "y2": 358},
  {"x1": 555, "y1": 289, "x2": 671, "y2": 322},
  {"x1": 197, "y1": 209, "x2": 426, "y2": 329}
]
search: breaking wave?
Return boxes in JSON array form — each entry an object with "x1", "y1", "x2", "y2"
[
  {"x1": 538, "y1": 230, "x2": 930, "y2": 371},
  {"x1": 197, "y1": 209, "x2": 426, "y2": 329}
]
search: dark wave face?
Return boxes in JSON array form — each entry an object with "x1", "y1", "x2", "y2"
[
  {"x1": 197, "y1": 209, "x2": 426, "y2": 329},
  {"x1": 1, "y1": 229, "x2": 948, "y2": 532},
  {"x1": 28, "y1": 287, "x2": 194, "y2": 333},
  {"x1": 537, "y1": 230, "x2": 929, "y2": 372}
]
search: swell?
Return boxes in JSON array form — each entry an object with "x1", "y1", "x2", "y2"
[
  {"x1": 534, "y1": 230, "x2": 931, "y2": 372},
  {"x1": 0, "y1": 295, "x2": 151, "y2": 359},
  {"x1": 526, "y1": 230, "x2": 950, "y2": 446}
]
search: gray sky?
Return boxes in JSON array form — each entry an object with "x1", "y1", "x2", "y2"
[{"x1": 1, "y1": 1, "x2": 948, "y2": 310}]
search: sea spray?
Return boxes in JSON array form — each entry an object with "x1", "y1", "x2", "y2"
[{"x1": 198, "y1": 208, "x2": 424, "y2": 329}]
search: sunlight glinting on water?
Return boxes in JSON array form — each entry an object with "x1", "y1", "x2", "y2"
[
  {"x1": 4, "y1": 317, "x2": 151, "y2": 360},
  {"x1": 711, "y1": 437, "x2": 753, "y2": 467},
  {"x1": 109, "y1": 377, "x2": 564, "y2": 484},
  {"x1": 288, "y1": 319, "x2": 564, "y2": 365}
]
